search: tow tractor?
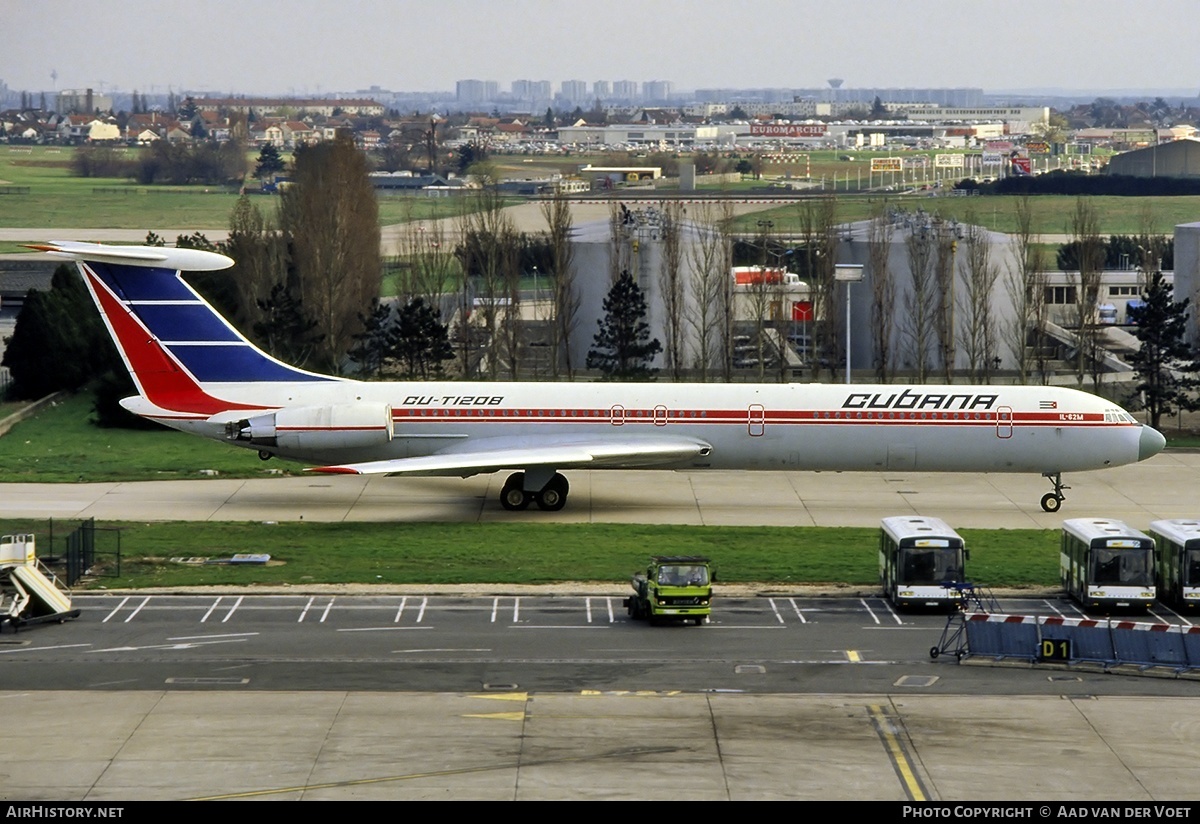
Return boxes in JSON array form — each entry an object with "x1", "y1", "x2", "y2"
[{"x1": 624, "y1": 555, "x2": 713, "y2": 625}]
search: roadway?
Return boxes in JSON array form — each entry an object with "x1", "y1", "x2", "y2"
[{"x1": 2, "y1": 450, "x2": 1197, "y2": 526}]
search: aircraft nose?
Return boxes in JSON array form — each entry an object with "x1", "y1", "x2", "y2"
[{"x1": 1139, "y1": 425, "x2": 1167, "y2": 461}]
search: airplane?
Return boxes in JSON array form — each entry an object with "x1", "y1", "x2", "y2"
[{"x1": 32, "y1": 240, "x2": 1166, "y2": 514}]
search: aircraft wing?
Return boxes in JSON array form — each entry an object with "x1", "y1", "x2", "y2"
[{"x1": 307, "y1": 435, "x2": 711, "y2": 477}]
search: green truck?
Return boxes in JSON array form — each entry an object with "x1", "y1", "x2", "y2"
[{"x1": 624, "y1": 556, "x2": 713, "y2": 625}]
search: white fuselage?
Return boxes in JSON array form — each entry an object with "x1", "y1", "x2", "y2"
[{"x1": 157, "y1": 379, "x2": 1147, "y2": 476}]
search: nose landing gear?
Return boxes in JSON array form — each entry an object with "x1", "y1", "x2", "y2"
[{"x1": 1040, "y1": 472, "x2": 1070, "y2": 513}]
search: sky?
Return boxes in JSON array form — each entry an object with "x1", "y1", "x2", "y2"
[{"x1": 3, "y1": 0, "x2": 1198, "y2": 97}]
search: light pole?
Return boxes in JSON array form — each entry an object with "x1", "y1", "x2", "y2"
[{"x1": 835, "y1": 264, "x2": 864, "y2": 385}]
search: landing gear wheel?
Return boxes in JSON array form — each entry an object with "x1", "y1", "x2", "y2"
[
  {"x1": 500, "y1": 473, "x2": 531, "y2": 511},
  {"x1": 930, "y1": 646, "x2": 940, "y2": 659},
  {"x1": 534, "y1": 473, "x2": 569, "y2": 512},
  {"x1": 1040, "y1": 472, "x2": 1069, "y2": 513}
]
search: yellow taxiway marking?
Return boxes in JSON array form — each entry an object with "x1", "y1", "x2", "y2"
[
  {"x1": 846, "y1": 650, "x2": 863, "y2": 662},
  {"x1": 463, "y1": 711, "x2": 526, "y2": 721},
  {"x1": 868, "y1": 703, "x2": 929, "y2": 802},
  {"x1": 468, "y1": 692, "x2": 528, "y2": 702}
]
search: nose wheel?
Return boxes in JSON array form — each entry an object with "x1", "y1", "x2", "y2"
[{"x1": 1040, "y1": 472, "x2": 1069, "y2": 512}]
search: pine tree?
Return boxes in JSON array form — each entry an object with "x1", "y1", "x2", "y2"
[
  {"x1": 1128, "y1": 271, "x2": 1200, "y2": 429},
  {"x1": 394, "y1": 297, "x2": 453, "y2": 379},
  {"x1": 254, "y1": 144, "x2": 285, "y2": 181},
  {"x1": 586, "y1": 270, "x2": 662, "y2": 380}
]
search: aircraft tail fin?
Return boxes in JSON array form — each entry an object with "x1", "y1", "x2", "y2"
[{"x1": 28, "y1": 241, "x2": 334, "y2": 417}]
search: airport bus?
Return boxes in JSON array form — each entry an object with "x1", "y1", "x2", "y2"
[
  {"x1": 1149, "y1": 519, "x2": 1200, "y2": 611},
  {"x1": 879, "y1": 516, "x2": 967, "y2": 609},
  {"x1": 1060, "y1": 518, "x2": 1155, "y2": 610}
]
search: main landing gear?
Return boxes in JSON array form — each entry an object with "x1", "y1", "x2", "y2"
[
  {"x1": 500, "y1": 471, "x2": 570, "y2": 512},
  {"x1": 1040, "y1": 472, "x2": 1070, "y2": 513}
]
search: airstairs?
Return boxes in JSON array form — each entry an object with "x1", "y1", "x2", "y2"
[{"x1": 0, "y1": 533, "x2": 80, "y2": 631}]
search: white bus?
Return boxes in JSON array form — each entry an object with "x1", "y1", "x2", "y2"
[
  {"x1": 1149, "y1": 519, "x2": 1200, "y2": 611},
  {"x1": 1060, "y1": 518, "x2": 1155, "y2": 610},
  {"x1": 879, "y1": 516, "x2": 967, "y2": 609}
]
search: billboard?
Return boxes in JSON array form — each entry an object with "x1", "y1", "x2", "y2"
[
  {"x1": 749, "y1": 123, "x2": 828, "y2": 138},
  {"x1": 870, "y1": 157, "x2": 903, "y2": 172},
  {"x1": 934, "y1": 153, "x2": 965, "y2": 168}
]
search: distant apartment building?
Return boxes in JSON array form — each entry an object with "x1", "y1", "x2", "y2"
[
  {"x1": 560, "y1": 80, "x2": 588, "y2": 104},
  {"x1": 642, "y1": 80, "x2": 673, "y2": 103},
  {"x1": 612, "y1": 80, "x2": 639, "y2": 101},
  {"x1": 512, "y1": 79, "x2": 552, "y2": 103},
  {"x1": 456, "y1": 79, "x2": 499, "y2": 104},
  {"x1": 592, "y1": 80, "x2": 610, "y2": 100}
]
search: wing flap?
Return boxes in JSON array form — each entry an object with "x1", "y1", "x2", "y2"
[{"x1": 307, "y1": 436, "x2": 710, "y2": 477}]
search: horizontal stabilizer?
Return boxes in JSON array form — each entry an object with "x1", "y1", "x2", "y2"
[{"x1": 26, "y1": 240, "x2": 234, "y2": 271}]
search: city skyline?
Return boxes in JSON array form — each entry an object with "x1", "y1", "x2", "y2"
[{"x1": 3, "y1": 0, "x2": 1198, "y2": 99}]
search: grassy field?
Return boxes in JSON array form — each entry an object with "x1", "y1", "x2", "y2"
[
  {"x1": 4, "y1": 145, "x2": 1199, "y2": 241},
  {"x1": 0, "y1": 146, "x2": 474, "y2": 235},
  {"x1": 731, "y1": 193, "x2": 1200, "y2": 236},
  {"x1": 0, "y1": 394, "x2": 294, "y2": 482},
  {"x1": 0, "y1": 516, "x2": 1059, "y2": 590}
]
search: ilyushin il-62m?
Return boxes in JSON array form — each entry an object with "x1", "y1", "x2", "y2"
[{"x1": 37, "y1": 241, "x2": 1166, "y2": 514}]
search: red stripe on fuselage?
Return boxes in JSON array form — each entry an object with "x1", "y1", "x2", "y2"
[{"x1": 84, "y1": 264, "x2": 264, "y2": 416}]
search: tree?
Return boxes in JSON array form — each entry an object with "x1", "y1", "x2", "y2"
[
  {"x1": 1128, "y1": 272, "x2": 1200, "y2": 430},
  {"x1": 541, "y1": 189, "x2": 580, "y2": 379},
  {"x1": 587, "y1": 270, "x2": 662, "y2": 380},
  {"x1": 957, "y1": 221, "x2": 1000, "y2": 382},
  {"x1": 1004, "y1": 195, "x2": 1049, "y2": 384},
  {"x1": 686, "y1": 202, "x2": 734, "y2": 381},
  {"x1": 1, "y1": 265, "x2": 112, "y2": 399},
  {"x1": 254, "y1": 144, "x2": 285, "y2": 181},
  {"x1": 658, "y1": 201, "x2": 686, "y2": 380},
  {"x1": 347, "y1": 302, "x2": 396, "y2": 379},
  {"x1": 253, "y1": 282, "x2": 324, "y2": 368},
  {"x1": 393, "y1": 297, "x2": 454, "y2": 379},
  {"x1": 867, "y1": 208, "x2": 896, "y2": 382},
  {"x1": 1068, "y1": 197, "x2": 1105, "y2": 389},
  {"x1": 279, "y1": 131, "x2": 382, "y2": 372}
]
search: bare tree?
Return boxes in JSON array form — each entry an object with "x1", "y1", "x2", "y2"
[
  {"x1": 797, "y1": 198, "x2": 839, "y2": 381},
  {"x1": 658, "y1": 201, "x2": 686, "y2": 381},
  {"x1": 1069, "y1": 197, "x2": 1105, "y2": 389},
  {"x1": 541, "y1": 189, "x2": 580, "y2": 379},
  {"x1": 957, "y1": 221, "x2": 1000, "y2": 383},
  {"x1": 1003, "y1": 195, "x2": 1048, "y2": 384},
  {"x1": 933, "y1": 222, "x2": 958, "y2": 382},
  {"x1": 398, "y1": 213, "x2": 457, "y2": 308},
  {"x1": 686, "y1": 202, "x2": 732, "y2": 381},
  {"x1": 904, "y1": 229, "x2": 936, "y2": 382},
  {"x1": 225, "y1": 195, "x2": 286, "y2": 337},
  {"x1": 455, "y1": 181, "x2": 519, "y2": 379},
  {"x1": 278, "y1": 132, "x2": 381, "y2": 373},
  {"x1": 867, "y1": 209, "x2": 896, "y2": 382},
  {"x1": 1136, "y1": 202, "x2": 1166, "y2": 292}
]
